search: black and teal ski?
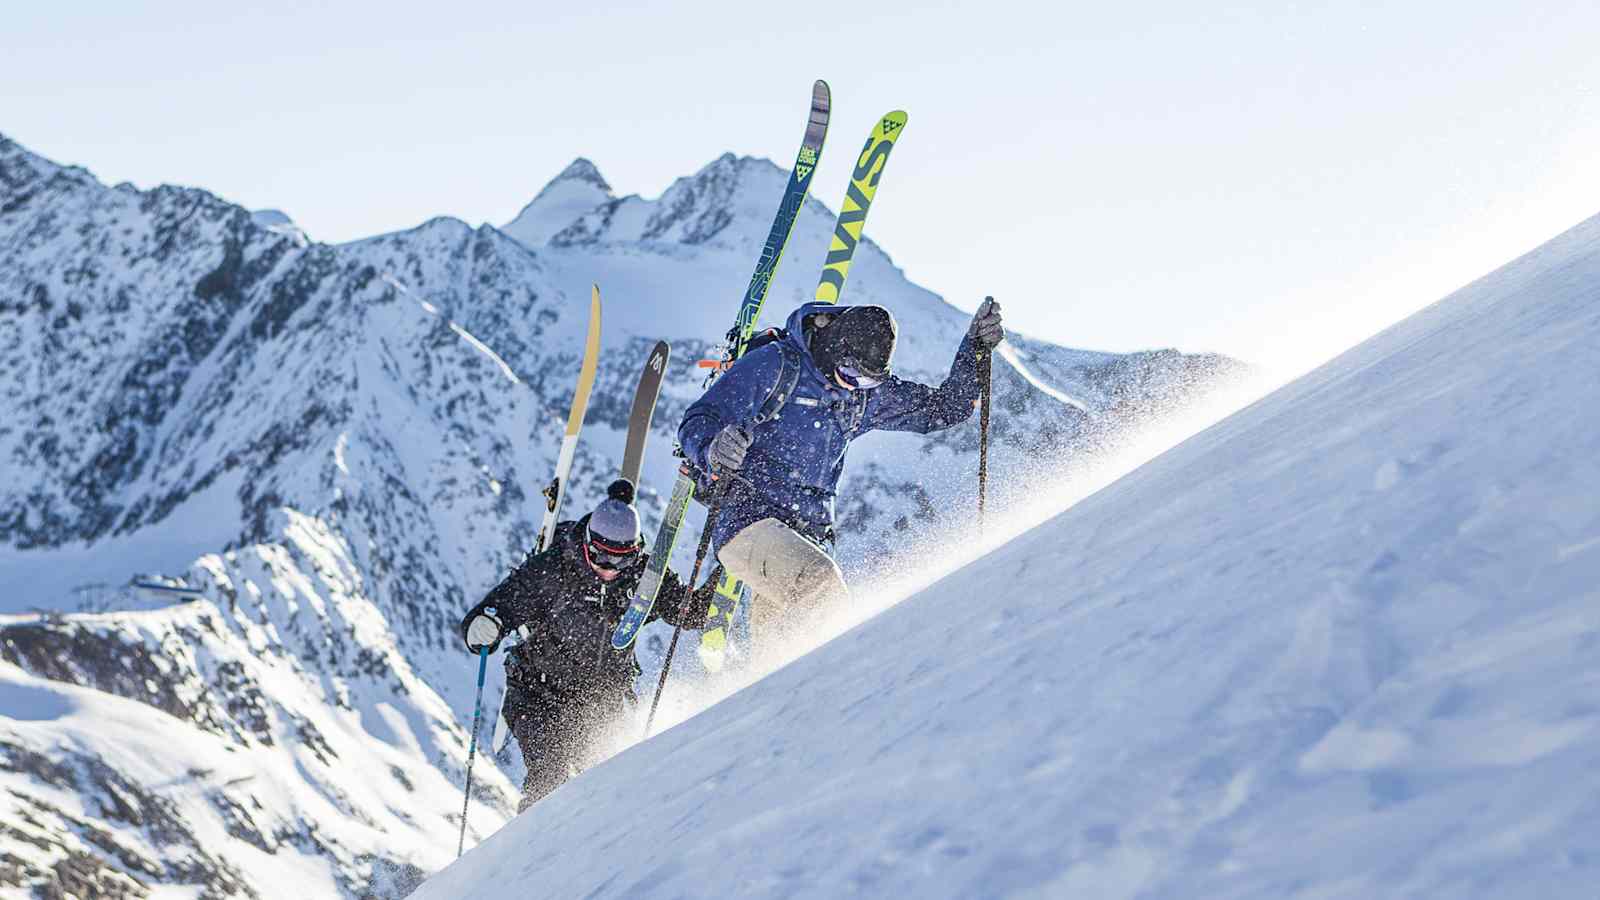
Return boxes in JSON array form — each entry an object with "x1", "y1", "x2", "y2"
[{"x1": 612, "y1": 80, "x2": 832, "y2": 651}]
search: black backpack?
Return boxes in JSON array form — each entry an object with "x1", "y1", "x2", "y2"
[{"x1": 691, "y1": 328, "x2": 868, "y2": 494}]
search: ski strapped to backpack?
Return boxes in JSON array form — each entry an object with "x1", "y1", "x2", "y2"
[
  {"x1": 611, "y1": 80, "x2": 832, "y2": 652},
  {"x1": 698, "y1": 110, "x2": 909, "y2": 669},
  {"x1": 622, "y1": 341, "x2": 671, "y2": 485},
  {"x1": 536, "y1": 284, "x2": 603, "y2": 553},
  {"x1": 815, "y1": 111, "x2": 909, "y2": 304}
]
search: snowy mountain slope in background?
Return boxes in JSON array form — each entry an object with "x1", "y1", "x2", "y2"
[
  {"x1": 416, "y1": 210, "x2": 1600, "y2": 895},
  {"x1": 0, "y1": 129, "x2": 1245, "y2": 898}
]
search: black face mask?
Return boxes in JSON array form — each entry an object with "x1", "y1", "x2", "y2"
[{"x1": 809, "y1": 305, "x2": 897, "y2": 380}]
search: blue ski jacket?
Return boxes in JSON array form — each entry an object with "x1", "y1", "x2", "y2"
[{"x1": 679, "y1": 301, "x2": 982, "y2": 552}]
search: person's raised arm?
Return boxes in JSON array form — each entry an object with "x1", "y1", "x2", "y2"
[{"x1": 862, "y1": 299, "x2": 1003, "y2": 434}]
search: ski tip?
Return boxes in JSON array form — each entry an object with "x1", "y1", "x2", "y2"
[
  {"x1": 806, "y1": 83, "x2": 832, "y2": 147},
  {"x1": 870, "y1": 110, "x2": 907, "y2": 141}
]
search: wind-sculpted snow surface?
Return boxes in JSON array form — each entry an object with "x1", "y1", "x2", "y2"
[
  {"x1": 416, "y1": 213, "x2": 1600, "y2": 897},
  {"x1": 0, "y1": 130, "x2": 1243, "y2": 896}
]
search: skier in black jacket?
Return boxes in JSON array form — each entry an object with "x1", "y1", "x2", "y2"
[{"x1": 460, "y1": 479, "x2": 709, "y2": 810}]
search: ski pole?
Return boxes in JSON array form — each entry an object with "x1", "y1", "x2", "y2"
[
  {"x1": 643, "y1": 478, "x2": 727, "y2": 738},
  {"x1": 977, "y1": 297, "x2": 994, "y2": 537},
  {"x1": 457, "y1": 646, "x2": 489, "y2": 858}
]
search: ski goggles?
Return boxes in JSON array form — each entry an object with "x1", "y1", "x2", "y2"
[
  {"x1": 835, "y1": 363, "x2": 887, "y2": 390},
  {"x1": 582, "y1": 529, "x2": 640, "y2": 571}
]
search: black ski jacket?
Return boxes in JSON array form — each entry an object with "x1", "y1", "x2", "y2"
[{"x1": 460, "y1": 515, "x2": 708, "y2": 702}]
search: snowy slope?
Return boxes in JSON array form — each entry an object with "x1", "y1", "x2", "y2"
[
  {"x1": 0, "y1": 130, "x2": 1243, "y2": 897},
  {"x1": 415, "y1": 209, "x2": 1600, "y2": 895}
]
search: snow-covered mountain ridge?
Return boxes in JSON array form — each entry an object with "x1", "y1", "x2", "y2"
[{"x1": 0, "y1": 130, "x2": 1243, "y2": 897}]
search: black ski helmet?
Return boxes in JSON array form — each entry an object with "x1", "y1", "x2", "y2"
[{"x1": 809, "y1": 305, "x2": 897, "y2": 378}]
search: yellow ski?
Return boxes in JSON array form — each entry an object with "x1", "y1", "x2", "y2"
[
  {"x1": 536, "y1": 284, "x2": 602, "y2": 552},
  {"x1": 814, "y1": 111, "x2": 909, "y2": 304}
]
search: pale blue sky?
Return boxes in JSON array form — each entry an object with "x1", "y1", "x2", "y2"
[{"x1": 6, "y1": 1, "x2": 1599, "y2": 373}]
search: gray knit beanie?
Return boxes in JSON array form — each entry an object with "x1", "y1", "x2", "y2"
[{"x1": 588, "y1": 479, "x2": 641, "y2": 546}]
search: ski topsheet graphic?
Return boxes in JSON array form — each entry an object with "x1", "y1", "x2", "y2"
[
  {"x1": 536, "y1": 284, "x2": 602, "y2": 553},
  {"x1": 613, "y1": 80, "x2": 833, "y2": 652},
  {"x1": 815, "y1": 111, "x2": 908, "y2": 304},
  {"x1": 491, "y1": 284, "x2": 602, "y2": 755},
  {"x1": 622, "y1": 469, "x2": 695, "y2": 644},
  {"x1": 622, "y1": 341, "x2": 671, "y2": 485},
  {"x1": 726, "y1": 80, "x2": 833, "y2": 363},
  {"x1": 699, "y1": 109, "x2": 910, "y2": 670}
]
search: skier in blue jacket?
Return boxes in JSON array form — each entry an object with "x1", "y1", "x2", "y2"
[{"x1": 679, "y1": 298, "x2": 1004, "y2": 651}]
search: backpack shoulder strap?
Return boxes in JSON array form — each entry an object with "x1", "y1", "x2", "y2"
[
  {"x1": 752, "y1": 338, "x2": 802, "y2": 426},
  {"x1": 846, "y1": 388, "x2": 869, "y2": 434}
]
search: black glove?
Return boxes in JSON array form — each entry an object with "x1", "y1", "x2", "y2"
[
  {"x1": 708, "y1": 424, "x2": 754, "y2": 472},
  {"x1": 461, "y1": 607, "x2": 503, "y2": 653},
  {"x1": 969, "y1": 297, "x2": 1003, "y2": 350}
]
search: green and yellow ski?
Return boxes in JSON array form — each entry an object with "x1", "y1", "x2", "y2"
[{"x1": 815, "y1": 110, "x2": 909, "y2": 304}]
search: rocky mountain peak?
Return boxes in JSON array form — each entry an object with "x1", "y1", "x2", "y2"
[
  {"x1": 250, "y1": 208, "x2": 309, "y2": 247},
  {"x1": 551, "y1": 157, "x2": 611, "y2": 193},
  {"x1": 536, "y1": 151, "x2": 791, "y2": 250},
  {"x1": 502, "y1": 158, "x2": 617, "y2": 247},
  {"x1": 0, "y1": 132, "x2": 65, "y2": 196}
]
